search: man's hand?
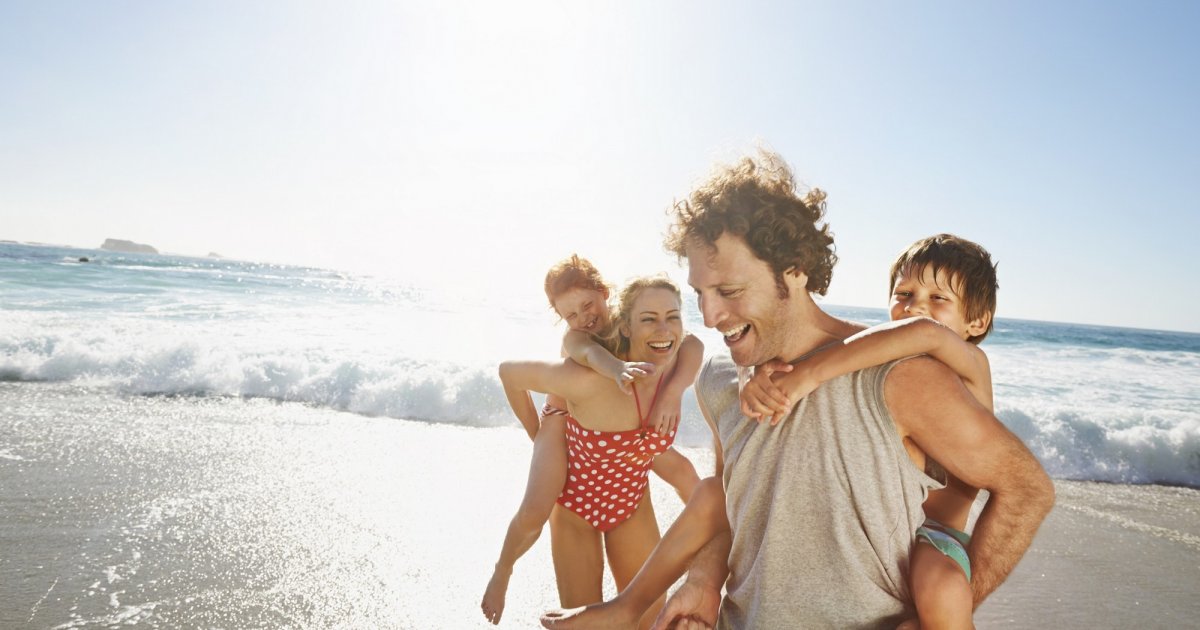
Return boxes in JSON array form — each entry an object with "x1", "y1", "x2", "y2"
[{"x1": 649, "y1": 580, "x2": 721, "y2": 630}]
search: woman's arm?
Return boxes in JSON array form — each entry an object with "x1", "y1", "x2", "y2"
[
  {"x1": 563, "y1": 329, "x2": 654, "y2": 393},
  {"x1": 741, "y1": 317, "x2": 993, "y2": 422},
  {"x1": 499, "y1": 359, "x2": 594, "y2": 408},
  {"x1": 505, "y1": 387, "x2": 542, "y2": 441},
  {"x1": 649, "y1": 334, "x2": 704, "y2": 434}
]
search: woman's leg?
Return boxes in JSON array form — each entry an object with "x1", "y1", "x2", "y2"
[
  {"x1": 481, "y1": 415, "x2": 571, "y2": 624},
  {"x1": 540, "y1": 476, "x2": 729, "y2": 629},
  {"x1": 550, "y1": 505, "x2": 605, "y2": 606},
  {"x1": 650, "y1": 447, "x2": 700, "y2": 503},
  {"x1": 602, "y1": 492, "x2": 665, "y2": 630}
]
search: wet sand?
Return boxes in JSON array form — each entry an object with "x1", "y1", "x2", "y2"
[{"x1": 1, "y1": 383, "x2": 1197, "y2": 629}]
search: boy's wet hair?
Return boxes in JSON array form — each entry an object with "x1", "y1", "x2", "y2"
[
  {"x1": 544, "y1": 254, "x2": 611, "y2": 309},
  {"x1": 889, "y1": 234, "x2": 999, "y2": 344}
]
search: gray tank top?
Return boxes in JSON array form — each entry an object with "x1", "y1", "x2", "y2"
[{"x1": 698, "y1": 353, "x2": 940, "y2": 629}]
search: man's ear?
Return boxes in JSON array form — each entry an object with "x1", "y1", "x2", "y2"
[{"x1": 785, "y1": 265, "x2": 809, "y2": 291}]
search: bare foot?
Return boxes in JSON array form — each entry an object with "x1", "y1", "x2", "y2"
[
  {"x1": 541, "y1": 600, "x2": 638, "y2": 629},
  {"x1": 481, "y1": 566, "x2": 512, "y2": 625},
  {"x1": 895, "y1": 619, "x2": 921, "y2": 630}
]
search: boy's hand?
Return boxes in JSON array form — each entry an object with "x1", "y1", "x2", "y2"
[
  {"x1": 615, "y1": 361, "x2": 656, "y2": 394},
  {"x1": 649, "y1": 391, "x2": 683, "y2": 435},
  {"x1": 739, "y1": 360, "x2": 793, "y2": 422}
]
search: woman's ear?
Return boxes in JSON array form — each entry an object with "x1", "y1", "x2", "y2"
[{"x1": 619, "y1": 321, "x2": 631, "y2": 338}]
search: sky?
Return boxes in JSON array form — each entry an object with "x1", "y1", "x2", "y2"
[{"x1": 2, "y1": 1, "x2": 1198, "y2": 333}]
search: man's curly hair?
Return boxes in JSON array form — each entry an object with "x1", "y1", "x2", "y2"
[{"x1": 664, "y1": 149, "x2": 836, "y2": 297}]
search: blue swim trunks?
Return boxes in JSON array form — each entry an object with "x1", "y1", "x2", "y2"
[{"x1": 915, "y1": 518, "x2": 972, "y2": 580}]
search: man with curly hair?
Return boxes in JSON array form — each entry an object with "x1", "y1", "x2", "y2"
[{"x1": 541, "y1": 150, "x2": 1053, "y2": 630}]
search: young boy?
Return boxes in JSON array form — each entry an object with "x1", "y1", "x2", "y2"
[
  {"x1": 741, "y1": 233, "x2": 998, "y2": 629},
  {"x1": 540, "y1": 234, "x2": 997, "y2": 629}
]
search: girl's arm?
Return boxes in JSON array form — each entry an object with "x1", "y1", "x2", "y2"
[
  {"x1": 649, "y1": 334, "x2": 704, "y2": 435},
  {"x1": 741, "y1": 317, "x2": 993, "y2": 423},
  {"x1": 563, "y1": 329, "x2": 654, "y2": 393}
]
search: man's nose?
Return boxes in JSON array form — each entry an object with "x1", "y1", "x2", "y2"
[{"x1": 701, "y1": 295, "x2": 724, "y2": 329}]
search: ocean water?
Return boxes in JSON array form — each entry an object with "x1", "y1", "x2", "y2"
[{"x1": 3, "y1": 241, "x2": 1200, "y2": 488}]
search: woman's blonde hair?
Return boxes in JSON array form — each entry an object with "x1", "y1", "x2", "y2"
[{"x1": 607, "y1": 275, "x2": 683, "y2": 357}]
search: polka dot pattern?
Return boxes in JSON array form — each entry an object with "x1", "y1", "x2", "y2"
[{"x1": 554, "y1": 412, "x2": 678, "y2": 532}]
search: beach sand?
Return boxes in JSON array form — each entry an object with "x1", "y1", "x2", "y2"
[{"x1": 2, "y1": 383, "x2": 1198, "y2": 629}]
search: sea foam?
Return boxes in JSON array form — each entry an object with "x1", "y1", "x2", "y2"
[{"x1": 3, "y1": 242, "x2": 1199, "y2": 488}]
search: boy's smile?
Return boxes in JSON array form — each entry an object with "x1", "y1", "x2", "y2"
[{"x1": 890, "y1": 265, "x2": 987, "y2": 340}]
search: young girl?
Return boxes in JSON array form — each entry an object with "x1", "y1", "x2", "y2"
[{"x1": 481, "y1": 259, "x2": 703, "y2": 626}]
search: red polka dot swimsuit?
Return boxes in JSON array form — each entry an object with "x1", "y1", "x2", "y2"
[{"x1": 544, "y1": 375, "x2": 676, "y2": 532}]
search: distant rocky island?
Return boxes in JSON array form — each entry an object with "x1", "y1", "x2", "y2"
[{"x1": 100, "y1": 238, "x2": 158, "y2": 254}]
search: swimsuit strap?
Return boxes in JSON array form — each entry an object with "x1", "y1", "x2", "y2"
[{"x1": 632, "y1": 372, "x2": 667, "y2": 429}]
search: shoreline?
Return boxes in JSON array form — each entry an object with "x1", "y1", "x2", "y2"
[{"x1": 1, "y1": 383, "x2": 1198, "y2": 628}]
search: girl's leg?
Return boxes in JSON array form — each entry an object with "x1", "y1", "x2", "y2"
[
  {"x1": 550, "y1": 505, "x2": 605, "y2": 606},
  {"x1": 910, "y1": 541, "x2": 974, "y2": 630},
  {"x1": 481, "y1": 415, "x2": 570, "y2": 624},
  {"x1": 650, "y1": 447, "x2": 700, "y2": 503}
]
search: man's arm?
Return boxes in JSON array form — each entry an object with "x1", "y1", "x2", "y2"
[
  {"x1": 650, "y1": 530, "x2": 729, "y2": 630},
  {"x1": 886, "y1": 356, "x2": 1055, "y2": 605}
]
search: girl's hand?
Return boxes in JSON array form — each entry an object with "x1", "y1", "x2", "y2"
[
  {"x1": 651, "y1": 392, "x2": 683, "y2": 435},
  {"x1": 739, "y1": 360, "x2": 793, "y2": 422},
  {"x1": 615, "y1": 361, "x2": 656, "y2": 394}
]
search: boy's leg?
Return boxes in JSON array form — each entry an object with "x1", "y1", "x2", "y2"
[
  {"x1": 911, "y1": 540, "x2": 974, "y2": 630},
  {"x1": 482, "y1": 415, "x2": 571, "y2": 624},
  {"x1": 541, "y1": 476, "x2": 729, "y2": 629},
  {"x1": 651, "y1": 447, "x2": 700, "y2": 503}
]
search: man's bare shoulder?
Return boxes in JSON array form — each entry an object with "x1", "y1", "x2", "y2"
[
  {"x1": 834, "y1": 318, "x2": 869, "y2": 339},
  {"x1": 885, "y1": 354, "x2": 958, "y2": 381},
  {"x1": 883, "y1": 356, "x2": 978, "y2": 431}
]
